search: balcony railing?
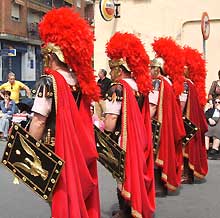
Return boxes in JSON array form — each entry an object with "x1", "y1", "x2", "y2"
[
  {"x1": 27, "y1": 22, "x2": 40, "y2": 40},
  {"x1": 29, "y1": 0, "x2": 52, "y2": 8}
]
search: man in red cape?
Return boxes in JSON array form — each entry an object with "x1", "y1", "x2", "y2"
[
  {"x1": 149, "y1": 58, "x2": 185, "y2": 195},
  {"x1": 105, "y1": 32, "x2": 155, "y2": 218},
  {"x1": 29, "y1": 7, "x2": 100, "y2": 218},
  {"x1": 150, "y1": 37, "x2": 186, "y2": 196},
  {"x1": 181, "y1": 46, "x2": 208, "y2": 183}
]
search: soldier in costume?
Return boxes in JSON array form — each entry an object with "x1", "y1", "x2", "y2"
[
  {"x1": 149, "y1": 37, "x2": 186, "y2": 196},
  {"x1": 104, "y1": 32, "x2": 155, "y2": 218},
  {"x1": 29, "y1": 7, "x2": 100, "y2": 218},
  {"x1": 180, "y1": 46, "x2": 208, "y2": 183}
]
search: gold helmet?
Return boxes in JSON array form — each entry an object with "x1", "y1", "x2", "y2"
[
  {"x1": 106, "y1": 32, "x2": 152, "y2": 94},
  {"x1": 38, "y1": 7, "x2": 100, "y2": 101},
  {"x1": 150, "y1": 57, "x2": 165, "y2": 72}
]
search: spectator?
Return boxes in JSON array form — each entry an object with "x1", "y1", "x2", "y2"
[
  {"x1": 98, "y1": 69, "x2": 112, "y2": 98},
  {"x1": 207, "y1": 70, "x2": 220, "y2": 106},
  {"x1": 95, "y1": 69, "x2": 112, "y2": 120},
  {"x1": 0, "y1": 72, "x2": 31, "y2": 103},
  {"x1": 0, "y1": 91, "x2": 16, "y2": 140},
  {"x1": 205, "y1": 96, "x2": 220, "y2": 159}
]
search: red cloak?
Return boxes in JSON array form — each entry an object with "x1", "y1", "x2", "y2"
[
  {"x1": 45, "y1": 68, "x2": 100, "y2": 218},
  {"x1": 119, "y1": 80, "x2": 155, "y2": 218},
  {"x1": 155, "y1": 76, "x2": 185, "y2": 190},
  {"x1": 183, "y1": 79, "x2": 208, "y2": 178}
]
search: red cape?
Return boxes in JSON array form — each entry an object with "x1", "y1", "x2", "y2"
[
  {"x1": 119, "y1": 80, "x2": 155, "y2": 218},
  {"x1": 45, "y1": 69, "x2": 100, "y2": 218},
  {"x1": 155, "y1": 76, "x2": 185, "y2": 190},
  {"x1": 183, "y1": 80, "x2": 208, "y2": 178}
]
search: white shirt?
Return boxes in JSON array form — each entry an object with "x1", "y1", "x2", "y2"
[
  {"x1": 105, "y1": 78, "x2": 137, "y2": 115},
  {"x1": 32, "y1": 70, "x2": 77, "y2": 117},
  {"x1": 212, "y1": 109, "x2": 220, "y2": 118}
]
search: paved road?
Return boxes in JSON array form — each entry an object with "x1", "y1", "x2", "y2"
[{"x1": 0, "y1": 141, "x2": 220, "y2": 218}]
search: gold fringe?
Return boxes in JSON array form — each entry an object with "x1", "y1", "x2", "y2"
[
  {"x1": 188, "y1": 163, "x2": 205, "y2": 179},
  {"x1": 161, "y1": 173, "x2": 177, "y2": 191},
  {"x1": 155, "y1": 158, "x2": 164, "y2": 166},
  {"x1": 131, "y1": 208, "x2": 143, "y2": 218},
  {"x1": 121, "y1": 87, "x2": 127, "y2": 151},
  {"x1": 161, "y1": 172, "x2": 167, "y2": 180},
  {"x1": 157, "y1": 79, "x2": 164, "y2": 123},
  {"x1": 121, "y1": 187, "x2": 131, "y2": 199},
  {"x1": 166, "y1": 182, "x2": 177, "y2": 191},
  {"x1": 51, "y1": 75, "x2": 58, "y2": 114}
]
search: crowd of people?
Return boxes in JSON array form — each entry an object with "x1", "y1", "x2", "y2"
[
  {"x1": 0, "y1": 6, "x2": 219, "y2": 218},
  {"x1": 205, "y1": 70, "x2": 220, "y2": 160},
  {"x1": 0, "y1": 72, "x2": 33, "y2": 140}
]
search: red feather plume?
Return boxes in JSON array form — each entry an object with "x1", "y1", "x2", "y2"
[
  {"x1": 183, "y1": 46, "x2": 207, "y2": 107},
  {"x1": 39, "y1": 7, "x2": 100, "y2": 101},
  {"x1": 106, "y1": 32, "x2": 152, "y2": 94},
  {"x1": 152, "y1": 37, "x2": 185, "y2": 96}
]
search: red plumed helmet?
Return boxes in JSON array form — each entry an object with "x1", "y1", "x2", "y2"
[
  {"x1": 106, "y1": 32, "x2": 152, "y2": 94},
  {"x1": 183, "y1": 46, "x2": 207, "y2": 106},
  {"x1": 152, "y1": 37, "x2": 185, "y2": 96},
  {"x1": 39, "y1": 7, "x2": 100, "y2": 101}
]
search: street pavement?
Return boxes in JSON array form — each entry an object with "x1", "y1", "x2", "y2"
[{"x1": 0, "y1": 140, "x2": 220, "y2": 218}]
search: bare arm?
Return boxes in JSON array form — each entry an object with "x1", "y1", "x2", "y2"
[
  {"x1": 208, "y1": 94, "x2": 213, "y2": 101},
  {"x1": 150, "y1": 104, "x2": 157, "y2": 119},
  {"x1": 180, "y1": 101, "x2": 187, "y2": 113},
  {"x1": 104, "y1": 113, "x2": 118, "y2": 132},
  {"x1": 0, "y1": 85, "x2": 5, "y2": 99},
  {"x1": 23, "y1": 85, "x2": 31, "y2": 98},
  {"x1": 29, "y1": 113, "x2": 47, "y2": 140}
]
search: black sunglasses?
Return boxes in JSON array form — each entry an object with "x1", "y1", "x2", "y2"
[{"x1": 215, "y1": 101, "x2": 220, "y2": 104}]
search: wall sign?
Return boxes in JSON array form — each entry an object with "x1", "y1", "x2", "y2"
[
  {"x1": 99, "y1": 0, "x2": 115, "y2": 21},
  {"x1": 201, "y1": 12, "x2": 210, "y2": 40}
]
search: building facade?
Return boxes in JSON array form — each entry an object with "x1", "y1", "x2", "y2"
[
  {"x1": 0, "y1": 0, "x2": 94, "y2": 88},
  {"x1": 94, "y1": 0, "x2": 220, "y2": 94}
]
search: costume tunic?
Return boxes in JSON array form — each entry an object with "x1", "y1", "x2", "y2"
[
  {"x1": 32, "y1": 68, "x2": 100, "y2": 218},
  {"x1": 149, "y1": 75, "x2": 185, "y2": 190},
  {"x1": 105, "y1": 78, "x2": 155, "y2": 218},
  {"x1": 183, "y1": 79, "x2": 208, "y2": 178}
]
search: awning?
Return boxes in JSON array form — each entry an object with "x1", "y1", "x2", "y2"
[{"x1": 14, "y1": 0, "x2": 25, "y2": 6}]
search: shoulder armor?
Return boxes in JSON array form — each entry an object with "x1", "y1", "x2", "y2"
[
  {"x1": 32, "y1": 75, "x2": 54, "y2": 98},
  {"x1": 152, "y1": 79, "x2": 161, "y2": 91},
  {"x1": 105, "y1": 83, "x2": 123, "y2": 102},
  {"x1": 135, "y1": 91, "x2": 145, "y2": 110},
  {"x1": 183, "y1": 81, "x2": 189, "y2": 94}
]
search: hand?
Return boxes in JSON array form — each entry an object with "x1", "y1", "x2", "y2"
[{"x1": 208, "y1": 118, "x2": 216, "y2": 126}]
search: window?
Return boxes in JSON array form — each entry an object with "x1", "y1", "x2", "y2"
[
  {"x1": 14, "y1": 0, "x2": 25, "y2": 6},
  {"x1": 11, "y1": 3, "x2": 20, "y2": 21},
  {"x1": 45, "y1": 0, "x2": 52, "y2": 7},
  {"x1": 64, "y1": 0, "x2": 73, "y2": 4}
]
